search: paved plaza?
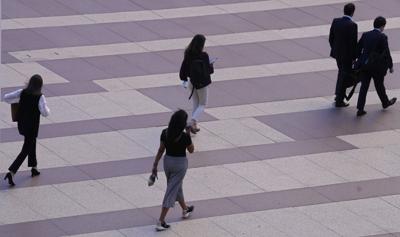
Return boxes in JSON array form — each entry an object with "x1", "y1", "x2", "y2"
[{"x1": 1, "y1": 0, "x2": 400, "y2": 236}]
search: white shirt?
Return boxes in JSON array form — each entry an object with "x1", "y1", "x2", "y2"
[
  {"x1": 3, "y1": 89, "x2": 50, "y2": 117},
  {"x1": 343, "y1": 15, "x2": 353, "y2": 21}
]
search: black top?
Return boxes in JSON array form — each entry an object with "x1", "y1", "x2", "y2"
[
  {"x1": 329, "y1": 16, "x2": 358, "y2": 61},
  {"x1": 160, "y1": 129, "x2": 192, "y2": 157},
  {"x1": 356, "y1": 29, "x2": 393, "y2": 76},
  {"x1": 17, "y1": 89, "x2": 42, "y2": 138},
  {"x1": 179, "y1": 51, "x2": 214, "y2": 86}
]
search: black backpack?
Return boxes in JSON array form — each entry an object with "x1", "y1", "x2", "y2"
[{"x1": 188, "y1": 59, "x2": 210, "y2": 99}]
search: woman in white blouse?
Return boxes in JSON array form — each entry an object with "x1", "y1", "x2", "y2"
[{"x1": 3, "y1": 74, "x2": 50, "y2": 186}]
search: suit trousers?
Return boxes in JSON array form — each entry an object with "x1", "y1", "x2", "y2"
[
  {"x1": 9, "y1": 136, "x2": 37, "y2": 173},
  {"x1": 335, "y1": 59, "x2": 353, "y2": 102},
  {"x1": 356, "y1": 71, "x2": 390, "y2": 111}
]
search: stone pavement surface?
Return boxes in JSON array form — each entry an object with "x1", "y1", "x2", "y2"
[{"x1": 1, "y1": 0, "x2": 400, "y2": 236}]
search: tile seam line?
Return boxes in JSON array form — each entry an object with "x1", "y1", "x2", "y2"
[
  {"x1": 2, "y1": 0, "x2": 363, "y2": 30},
  {"x1": 1, "y1": 176, "x2": 399, "y2": 231}
]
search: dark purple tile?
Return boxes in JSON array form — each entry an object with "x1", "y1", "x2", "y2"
[
  {"x1": 236, "y1": 11, "x2": 297, "y2": 30},
  {"x1": 385, "y1": 29, "x2": 400, "y2": 51},
  {"x1": 56, "y1": 0, "x2": 109, "y2": 14},
  {"x1": 2, "y1": 0, "x2": 42, "y2": 18},
  {"x1": 18, "y1": 0, "x2": 78, "y2": 17},
  {"x1": 293, "y1": 36, "x2": 330, "y2": 58},
  {"x1": 54, "y1": 209, "x2": 154, "y2": 235},
  {"x1": 206, "y1": 46, "x2": 255, "y2": 68},
  {"x1": 105, "y1": 22, "x2": 161, "y2": 42},
  {"x1": 224, "y1": 43, "x2": 288, "y2": 64},
  {"x1": 331, "y1": 2, "x2": 387, "y2": 21},
  {"x1": 364, "y1": 0, "x2": 400, "y2": 16},
  {"x1": 32, "y1": 27, "x2": 92, "y2": 47},
  {"x1": 229, "y1": 188, "x2": 330, "y2": 212},
  {"x1": 137, "y1": 20, "x2": 193, "y2": 39},
  {"x1": 44, "y1": 81, "x2": 106, "y2": 97},
  {"x1": 270, "y1": 8, "x2": 326, "y2": 27},
  {"x1": 0, "y1": 166, "x2": 92, "y2": 190},
  {"x1": 96, "y1": 0, "x2": 144, "y2": 12},
  {"x1": 260, "y1": 40, "x2": 324, "y2": 61},
  {"x1": 299, "y1": 4, "x2": 342, "y2": 22},
  {"x1": 121, "y1": 53, "x2": 178, "y2": 74},
  {"x1": 1, "y1": 52, "x2": 21, "y2": 64},
  {"x1": 171, "y1": 16, "x2": 233, "y2": 36},
  {"x1": 85, "y1": 55, "x2": 147, "y2": 78},
  {"x1": 131, "y1": 0, "x2": 207, "y2": 10},
  {"x1": 39, "y1": 58, "x2": 112, "y2": 81},
  {"x1": 0, "y1": 221, "x2": 65, "y2": 237},
  {"x1": 2, "y1": 29, "x2": 57, "y2": 51},
  {"x1": 365, "y1": 233, "x2": 400, "y2": 237},
  {"x1": 189, "y1": 148, "x2": 257, "y2": 168},
  {"x1": 68, "y1": 25, "x2": 129, "y2": 45},
  {"x1": 204, "y1": 14, "x2": 262, "y2": 33},
  {"x1": 313, "y1": 177, "x2": 400, "y2": 202}
]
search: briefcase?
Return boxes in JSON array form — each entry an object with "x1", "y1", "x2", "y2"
[{"x1": 11, "y1": 103, "x2": 19, "y2": 122}]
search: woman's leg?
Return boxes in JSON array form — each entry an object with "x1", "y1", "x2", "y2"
[
  {"x1": 27, "y1": 137, "x2": 38, "y2": 169},
  {"x1": 190, "y1": 84, "x2": 200, "y2": 126},
  {"x1": 191, "y1": 86, "x2": 208, "y2": 123},
  {"x1": 9, "y1": 136, "x2": 34, "y2": 174},
  {"x1": 159, "y1": 207, "x2": 169, "y2": 222}
]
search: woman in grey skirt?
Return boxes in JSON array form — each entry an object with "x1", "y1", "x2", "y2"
[{"x1": 152, "y1": 109, "x2": 195, "y2": 231}]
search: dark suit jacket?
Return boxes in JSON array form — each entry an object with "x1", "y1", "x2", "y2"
[
  {"x1": 356, "y1": 29, "x2": 393, "y2": 76},
  {"x1": 329, "y1": 16, "x2": 358, "y2": 61}
]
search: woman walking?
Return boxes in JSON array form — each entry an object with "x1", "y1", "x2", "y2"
[
  {"x1": 151, "y1": 109, "x2": 195, "y2": 231},
  {"x1": 180, "y1": 34, "x2": 214, "y2": 133},
  {"x1": 3, "y1": 74, "x2": 50, "y2": 186}
]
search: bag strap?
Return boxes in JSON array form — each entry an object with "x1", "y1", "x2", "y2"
[
  {"x1": 345, "y1": 83, "x2": 358, "y2": 101},
  {"x1": 188, "y1": 86, "x2": 195, "y2": 100}
]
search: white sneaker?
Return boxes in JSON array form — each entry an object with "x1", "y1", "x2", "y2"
[
  {"x1": 182, "y1": 205, "x2": 194, "y2": 219},
  {"x1": 156, "y1": 221, "x2": 170, "y2": 231}
]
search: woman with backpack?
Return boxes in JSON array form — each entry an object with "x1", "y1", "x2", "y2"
[
  {"x1": 151, "y1": 109, "x2": 195, "y2": 231},
  {"x1": 3, "y1": 74, "x2": 50, "y2": 186},
  {"x1": 180, "y1": 34, "x2": 214, "y2": 133}
]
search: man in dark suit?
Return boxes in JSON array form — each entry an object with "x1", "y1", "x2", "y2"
[
  {"x1": 329, "y1": 3, "x2": 358, "y2": 107},
  {"x1": 356, "y1": 16, "x2": 396, "y2": 116}
]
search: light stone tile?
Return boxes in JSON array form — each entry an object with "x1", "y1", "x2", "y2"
[
  {"x1": 211, "y1": 65, "x2": 275, "y2": 82},
  {"x1": 56, "y1": 180, "x2": 134, "y2": 213},
  {"x1": 383, "y1": 144, "x2": 400, "y2": 157},
  {"x1": 86, "y1": 11, "x2": 161, "y2": 24},
  {"x1": 339, "y1": 130, "x2": 400, "y2": 148},
  {"x1": 306, "y1": 151, "x2": 388, "y2": 181},
  {"x1": 382, "y1": 195, "x2": 400, "y2": 210},
  {"x1": 118, "y1": 73, "x2": 178, "y2": 89},
  {"x1": 172, "y1": 218, "x2": 234, "y2": 237},
  {"x1": 210, "y1": 212, "x2": 288, "y2": 237},
  {"x1": 205, "y1": 104, "x2": 266, "y2": 120},
  {"x1": 0, "y1": 119, "x2": 12, "y2": 129},
  {"x1": 120, "y1": 225, "x2": 180, "y2": 237},
  {"x1": 190, "y1": 126, "x2": 234, "y2": 152},
  {"x1": 63, "y1": 93, "x2": 130, "y2": 119},
  {"x1": 0, "y1": 191, "x2": 44, "y2": 224},
  {"x1": 239, "y1": 117, "x2": 294, "y2": 142},
  {"x1": 120, "y1": 127, "x2": 164, "y2": 155},
  {"x1": 224, "y1": 161, "x2": 305, "y2": 192},
  {"x1": 12, "y1": 15, "x2": 94, "y2": 29},
  {"x1": 266, "y1": 156, "x2": 346, "y2": 186},
  {"x1": 9, "y1": 185, "x2": 87, "y2": 219},
  {"x1": 0, "y1": 140, "x2": 70, "y2": 170},
  {"x1": 344, "y1": 147, "x2": 400, "y2": 177},
  {"x1": 253, "y1": 97, "x2": 331, "y2": 115},
  {"x1": 187, "y1": 166, "x2": 263, "y2": 196},
  {"x1": 0, "y1": 64, "x2": 27, "y2": 88},
  {"x1": 101, "y1": 90, "x2": 170, "y2": 115},
  {"x1": 46, "y1": 97, "x2": 92, "y2": 123},
  {"x1": 7, "y1": 62, "x2": 68, "y2": 84},
  {"x1": 255, "y1": 208, "x2": 342, "y2": 237},
  {"x1": 200, "y1": 119, "x2": 274, "y2": 147},
  {"x1": 155, "y1": 5, "x2": 225, "y2": 18},
  {"x1": 93, "y1": 78, "x2": 132, "y2": 92},
  {"x1": 265, "y1": 58, "x2": 336, "y2": 75},
  {"x1": 341, "y1": 198, "x2": 400, "y2": 232},
  {"x1": 219, "y1": 0, "x2": 288, "y2": 13},
  {"x1": 297, "y1": 202, "x2": 386, "y2": 237},
  {"x1": 63, "y1": 230, "x2": 126, "y2": 237},
  {"x1": 137, "y1": 38, "x2": 190, "y2": 52},
  {"x1": 100, "y1": 175, "x2": 163, "y2": 208},
  {"x1": 40, "y1": 136, "x2": 110, "y2": 165},
  {"x1": 78, "y1": 131, "x2": 152, "y2": 161}
]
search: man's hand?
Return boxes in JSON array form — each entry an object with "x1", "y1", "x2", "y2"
[{"x1": 390, "y1": 68, "x2": 394, "y2": 74}]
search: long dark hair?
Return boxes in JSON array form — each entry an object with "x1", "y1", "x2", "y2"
[
  {"x1": 184, "y1": 34, "x2": 206, "y2": 60},
  {"x1": 25, "y1": 74, "x2": 43, "y2": 95},
  {"x1": 166, "y1": 109, "x2": 188, "y2": 143}
]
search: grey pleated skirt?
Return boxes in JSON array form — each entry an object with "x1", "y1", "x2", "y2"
[{"x1": 162, "y1": 155, "x2": 188, "y2": 208}]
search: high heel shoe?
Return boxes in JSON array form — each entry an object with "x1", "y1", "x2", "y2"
[
  {"x1": 31, "y1": 169, "x2": 40, "y2": 177},
  {"x1": 4, "y1": 172, "x2": 15, "y2": 186}
]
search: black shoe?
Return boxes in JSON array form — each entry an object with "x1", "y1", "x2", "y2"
[
  {"x1": 383, "y1": 97, "x2": 397, "y2": 109},
  {"x1": 357, "y1": 110, "x2": 367, "y2": 116},
  {"x1": 31, "y1": 169, "x2": 40, "y2": 177},
  {"x1": 335, "y1": 101, "x2": 349, "y2": 108},
  {"x1": 156, "y1": 221, "x2": 170, "y2": 231},
  {"x1": 4, "y1": 172, "x2": 15, "y2": 186},
  {"x1": 182, "y1": 205, "x2": 195, "y2": 219}
]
